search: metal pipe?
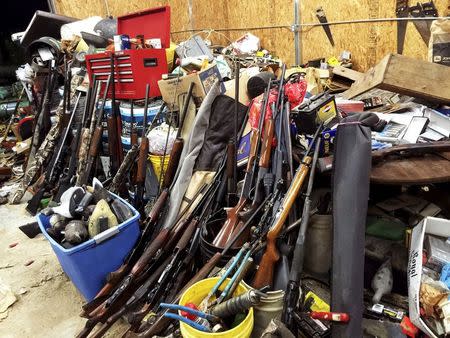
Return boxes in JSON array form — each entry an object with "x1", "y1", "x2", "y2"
[
  {"x1": 293, "y1": 0, "x2": 301, "y2": 65},
  {"x1": 171, "y1": 16, "x2": 450, "y2": 35}
]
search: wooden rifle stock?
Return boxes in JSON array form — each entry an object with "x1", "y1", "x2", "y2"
[
  {"x1": 260, "y1": 118, "x2": 275, "y2": 168},
  {"x1": 161, "y1": 139, "x2": 183, "y2": 188},
  {"x1": 212, "y1": 127, "x2": 260, "y2": 247},
  {"x1": 252, "y1": 117, "x2": 275, "y2": 207},
  {"x1": 252, "y1": 156, "x2": 312, "y2": 289},
  {"x1": 79, "y1": 75, "x2": 112, "y2": 185},
  {"x1": 136, "y1": 138, "x2": 149, "y2": 184}
]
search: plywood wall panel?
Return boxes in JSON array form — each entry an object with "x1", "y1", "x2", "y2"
[{"x1": 55, "y1": 0, "x2": 450, "y2": 71}]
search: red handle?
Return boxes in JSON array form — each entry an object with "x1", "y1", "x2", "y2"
[{"x1": 310, "y1": 311, "x2": 350, "y2": 323}]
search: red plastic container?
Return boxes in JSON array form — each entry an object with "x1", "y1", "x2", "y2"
[{"x1": 86, "y1": 6, "x2": 171, "y2": 99}]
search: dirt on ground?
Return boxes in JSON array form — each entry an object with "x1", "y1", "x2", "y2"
[{"x1": 0, "y1": 202, "x2": 128, "y2": 338}]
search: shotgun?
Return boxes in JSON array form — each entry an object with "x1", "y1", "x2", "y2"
[
  {"x1": 108, "y1": 53, "x2": 124, "y2": 175},
  {"x1": 81, "y1": 189, "x2": 169, "y2": 315},
  {"x1": 130, "y1": 193, "x2": 274, "y2": 337},
  {"x1": 80, "y1": 181, "x2": 219, "y2": 337},
  {"x1": 161, "y1": 82, "x2": 195, "y2": 189},
  {"x1": 281, "y1": 137, "x2": 321, "y2": 331},
  {"x1": 318, "y1": 141, "x2": 450, "y2": 173},
  {"x1": 76, "y1": 77, "x2": 100, "y2": 185},
  {"x1": 108, "y1": 144, "x2": 139, "y2": 195},
  {"x1": 212, "y1": 80, "x2": 271, "y2": 248},
  {"x1": 28, "y1": 60, "x2": 56, "y2": 165},
  {"x1": 134, "y1": 84, "x2": 151, "y2": 211},
  {"x1": 78, "y1": 75, "x2": 112, "y2": 186},
  {"x1": 252, "y1": 116, "x2": 275, "y2": 207},
  {"x1": 25, "y1": 92, "x2": 83, "y2": 215},
  {"x1": 252, "y1": 124, "x2": 323, "y2": 289},
  {"x1": 54, "y1": 89, "x2": 89, "y2": 202},
  {"x1": 228, "y1": 116, "x2": 275, "y2": 247},
  {"x1": 126, "y1": 185, "x2": 217, "y2": 333}
]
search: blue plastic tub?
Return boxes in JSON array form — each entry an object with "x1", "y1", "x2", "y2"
[{"x1": 37, "y1": 194, "x2": 140, "y2": 301}]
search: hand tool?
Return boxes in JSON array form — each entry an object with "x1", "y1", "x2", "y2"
[
  {"x1": 396, "y1": 0, "x2": 409, "y2": 54},
  {"x1": 316, "y1": 7, "x2": 335, "y2": 47}
]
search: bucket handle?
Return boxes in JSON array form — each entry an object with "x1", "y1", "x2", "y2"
[{"x1": 94, "y1": 226, "x2": 120, "y2": 244}]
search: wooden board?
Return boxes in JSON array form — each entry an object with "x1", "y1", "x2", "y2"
[
  {"x1": 343, "y1": 54, "x2": 450, "y2": 103},
  {"x1": 54, "y1": 0, "x2": 450, "y2": 71},
  {"x1": 332, "y1": 65, "x2": 364, "y2": 81},
  {"x1": 371, "y1": 153, "x2": 450, "y2": 185}
]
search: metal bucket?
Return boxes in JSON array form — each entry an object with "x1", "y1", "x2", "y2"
[
  {"x1": 242, "y1": 281, "x2": 285, "y2": 338},
  {"x1": 304, "y1": 214, "x2": 332, "y2": 275}
]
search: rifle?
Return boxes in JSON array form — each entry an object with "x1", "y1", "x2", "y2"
[
  {"x1": 54, "y1": 76, "x2": 94, "y2": 201},
  {"x1": 161, "y1": 82, "x2": 195, "y2": 189},
  {"x1": 252, "y1": 115, "x2": 275, "y2": 206},
  {"x1": 108, "y1": 145, "x2": 139, "y2": 195},
  {"x1": 125, "y1": 186, "x2": 217, "y2": 334},
  {"x1": 25, "y1": 92, "x2": 83, "y2": 215},
  {"x1": 108, "y1": 53, "x2": 124, "y2": 175},
  {"x1": 131, "y1": 193, "x2": 274, "y2": 337},
  {"x1": 78, "y1": 75, "x2": 112, "y2": 186},
  {"x1": 81, "y1": 189, "x2": 169, "y2": 315},
  {"x1": 212, "y1": 80, "x2": 271, "y2": 248},
  {"x1": 318, "y1": 141, "x2": 450, "y2": 173},
  {"x1": 130, "y1": 100, "x2": 138, "y2": 146},
  {"x1": 252, "y1": 124, "x2": 323, "y2": 289},
  {"x1": 79, "y1": 180, "x2": 219, "y2": 337},
  {"x1": 134, "y1": 84, "x2": 151, "y2": 211},
  {"x1": 28, "y1": 60, "x2": 57, "y2": 167},
  {"x1": 53, "y1": 92, "x2": 87, "y2": 202},
  {"x1": 76, "y1": 76, "x2": 100, "y2": 185},
  {"x1": 281, "y1": 137, "x2": 321, "y2": 332}
]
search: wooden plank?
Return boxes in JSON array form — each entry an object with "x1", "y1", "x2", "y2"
[
  {"x1": 332, "y1": 65, "x2": 364, "y2": 82},
  {"x1": 342, "y1": 54, "x2": 391, "y2": 99},
  {"x1": 344, "y1": 54, "x2": 450, "y2": 103},
  {"x1": 371, "y1": 154, "x2": 450, "y2": 185}
]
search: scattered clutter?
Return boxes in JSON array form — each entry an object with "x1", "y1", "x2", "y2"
[{"x1": 1, "y1": 3, "x2": 450, "y2": 338}]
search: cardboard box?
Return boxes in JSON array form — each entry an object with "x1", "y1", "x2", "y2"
[
  {"x1": 408, "y1": 217, "x2": 450, "y2": 338},
  {"x1": 158, "y1": 64, "x2": 225, "y2": 110}
]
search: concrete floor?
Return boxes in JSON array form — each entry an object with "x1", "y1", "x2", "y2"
[{"x1": 0, "y1": 202, "x2": 127, "y2": 338}]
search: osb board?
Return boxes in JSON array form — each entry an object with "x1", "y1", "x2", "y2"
[
  {"x1": 300, "y1": 0, "x2": 450, "y2": 70},
  {"x1": 216, "y1": 0, "x2": 295, "y2": 64},
  {"x1": 55, "y1": 0, "x2": 449, "y2": 71},
  {"x1": 54, "y1": 0, "x2": 190, "y2": 35}
]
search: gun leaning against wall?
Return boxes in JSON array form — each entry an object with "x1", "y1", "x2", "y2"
[
  {"x1": 252, "y1": 124, "x2": 323, "y2": 290},
  {"x1": 77, "y1": 75, "x2": 112, "y2": 186},
  {"x1": 281, "y1": 137, "x2": 321, "y2": 332},
  {"x1": 76, "y1": 75, "x2": 100, "y2": 185},
  {"x1": 26, "y1": 92, "x2": 83, "y2": 215},
  {"x1": 212, "y1": 80, "x2": 271, "y2": 248}
]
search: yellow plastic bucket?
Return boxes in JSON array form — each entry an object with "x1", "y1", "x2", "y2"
[
  {"x1": 149, "y1": 154, "x2": 170, "y2": 183},
  {"x1": 179, "y1": 277, "x2": 254, "y2": 338}
]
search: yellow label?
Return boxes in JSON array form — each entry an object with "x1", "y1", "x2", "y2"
[
  {"x1": 327, "y1": 57, "x2": 340, "y2": 66},
  {"x1": 317, "y1": 100, "x2": 337, "y2": 123},
  {"x1": 305, "y1": 291, "x2": 330, "y2": 312}
]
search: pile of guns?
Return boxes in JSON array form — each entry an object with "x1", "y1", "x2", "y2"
[
  {"x1": 70, "y1": 64, "x2": 327, "y2": 338},
  {"x1": 21, "y1": 55, "x2": 187, "y2": 217}
]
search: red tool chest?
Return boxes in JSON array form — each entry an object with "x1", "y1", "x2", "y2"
[{"x1": 85, "y1": 6, "x2": 171, "y2": 99}]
